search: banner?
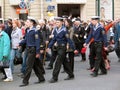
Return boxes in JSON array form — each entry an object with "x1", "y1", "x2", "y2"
[{"x1": 100, "y1": 0, "x2": 113, "y2": 20}]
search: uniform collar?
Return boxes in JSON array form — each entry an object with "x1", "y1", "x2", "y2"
[
  {"x1": 27, "y1": 26, "x2": 36, "y2": 33},
  {"x1": 55, "y1": 26, "x2": 65, "y2": 34},
  {"x1": 93, "y1": 23, "x2": 102, "y2": 31},
  {"x1": 94, "y1": 23, "x2": 99, "y2": 28}
]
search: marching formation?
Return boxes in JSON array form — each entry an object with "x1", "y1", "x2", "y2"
[{"x1": 0, "y1": 15, "x2": 120, "y2": 87}]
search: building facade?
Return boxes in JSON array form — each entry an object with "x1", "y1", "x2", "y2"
[{"x1": 0, "y1": 0, "x2": 120, "y2": 21}]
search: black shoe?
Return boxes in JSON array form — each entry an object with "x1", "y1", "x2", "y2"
[
  {"x1": 19, "y1": 83, "x2": 29, "y2": 87},
  {"x1": 46, "y1": 66, "x2": 53, "y2": 70},
  {"x1": 99, "y1": 72, "x2": 107, "y2": 75},
  {"x1": 34, "y1": 79, "x2": 45, "y2": 84},
  {"x1": 64, "y1": 75, "x2": 74, "y2": 80},
  {"x1": 49, "y1": 78, "x2": 57, "y2": 83},
  {"x1": 90, "y1": 72, "x2": 98, "y2": 77}
]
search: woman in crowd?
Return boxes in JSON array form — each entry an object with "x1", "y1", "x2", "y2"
[
  {"x1": 9, "y1": 19, "x2": 22, "y2": 73},
  {"x1": 64, "y1": 19, "x2": 75, "y2": 72},
  {"x1": 0, "y1": 24, "x2": 13, "y2": 82}
]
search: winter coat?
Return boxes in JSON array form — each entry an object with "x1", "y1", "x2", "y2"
[{"x1": 0, "y1": 31, "x2": 10, "y2": 61}]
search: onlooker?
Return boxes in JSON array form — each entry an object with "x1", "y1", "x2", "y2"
[
  {"x1": 0, "y1": 24, "x2": 13, "y2": 82},
  {"x1": 9, "y1": 19, "x2": 22, "y2": 73},
  {"x1": 113, "y1": 18, "x2": 120, "y2": 62},
  {"x1": 4, "y1": 19, "x2": 13, "y2": 40}
]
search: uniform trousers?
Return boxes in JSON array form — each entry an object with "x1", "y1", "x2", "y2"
[
  {"x1": 93, "y1": 42, "x2": 107, "y2": 74},
  {"x1": 23, "y1": 47, "x2": 45, "y2": 84},
  {"x1": 52, "y1": 46, "x2": 74, "y2": 80},
  {"x1": 89, "y1": 42, "x2": 96, "y2": 69}
]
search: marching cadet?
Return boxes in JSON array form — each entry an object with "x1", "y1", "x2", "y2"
[
  {"x1": 46, "y1": 17, "x2": 75, "y2": 83},
  {"x1": 84, "y1": 16, "x2": 108, "y2": 77},
  {"x1": 73, "y1": 18, "x2": 86, "y2": 61},
  {"x1": 19, "y1": 16, "x2": 45, "y2": 87}
]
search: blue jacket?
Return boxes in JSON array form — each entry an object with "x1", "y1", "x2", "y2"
[
  {"x1": 114, "y1": 22, "x2": 120, "y2": 42},
  {"x1": 48, "y1": 26, "x2": 75, "y2": 50},
  {"x1": 0, "y1": 31, "x2": 10, "y2": 61},
  {"x1": 19, "y1": 27, "x2": 40, "y2": 54},
  {"x1": 85, "y1": 23, "x2": 108, "y2": 47}
]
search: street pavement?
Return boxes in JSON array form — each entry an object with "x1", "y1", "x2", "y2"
[{"x1": 0, "y1": 51, "x2": 120, "y2": 90}]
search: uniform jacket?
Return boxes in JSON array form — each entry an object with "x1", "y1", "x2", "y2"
[
  {"x1": 85, "y1": 23, "x2": 108, "y2": 47},
  {"x1": 0, "y1": 31, "x2": 10, "y2": 61},
  {"x1": 19, "y1": 26, "x2": 40, "y2": 54},
  {"x1": 48, "y1": 26, "x2": 75, "y2": 50}
]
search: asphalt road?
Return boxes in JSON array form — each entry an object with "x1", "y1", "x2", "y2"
[{"x1": 0, "y1": 51, "x2": 120, "y2": 90}]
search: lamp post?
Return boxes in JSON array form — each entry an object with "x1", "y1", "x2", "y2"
[{"x1": 41, "y1": 0, "x2": 43, "y2": 19}]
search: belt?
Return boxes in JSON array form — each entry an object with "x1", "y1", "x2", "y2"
[
  {"x1": 57, "y1": 43, "x2": 66, "y2": 47},
  {"x1": 94, "y1": 41, "x2": 102, "y2": 44},
  {"x1": 26, "y1": 46, "x2": 35, "y2": 49}
]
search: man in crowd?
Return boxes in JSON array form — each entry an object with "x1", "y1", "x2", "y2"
[
  {"x1": 47, "y1": 17, "x2": 75, "y2": 83},
  {"x1": 84, "y1": 16, "x2": 108, "y2": 77}
]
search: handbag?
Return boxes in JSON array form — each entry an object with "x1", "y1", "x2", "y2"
[
  {"x1": 0, "y1": 60, "x2": 9, "y2": 68},
  {"x1": 14, "y1": 57, "x2": 23, "y2": 65},
  {"x1": 81, "y1": 47, "x2": 87, "y2": 54}
]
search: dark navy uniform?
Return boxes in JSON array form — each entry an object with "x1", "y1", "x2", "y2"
[
  {"x1": 85, "y1": 22, "x2": 108, "y2": 77},
  {"x1": 48, "y1": 25, "x2": 74, "y2": 82},
  {"x1": 19, "y1": 26, "x2": 45, "y2": 86}
]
